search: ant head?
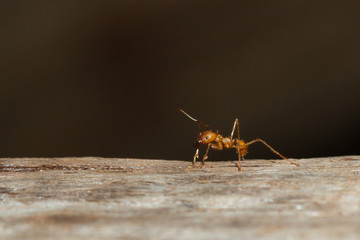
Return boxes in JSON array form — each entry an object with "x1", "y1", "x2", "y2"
[{"x1": 193, "y1": 131, "x2": 217, "y2": 147}]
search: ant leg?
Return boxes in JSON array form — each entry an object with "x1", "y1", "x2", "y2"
[
  {"x1": 236, "y1": 120, "x2": 240, "y2": 140},
  {"x1": 189, "y1": 148, "x2": 199, "y2": 168},
  {"x1": 199, "y1": 144, "x2": 211, "y2": 168},
  {"x1": 199, "y1": 143, "x2": 222, "y2": 168},
  {"x1": 230, "y1": 118, "x2": 240, "y2": 141},
  {"x1": 245, "y1": 139, "x2": 299, "y2": 167},
  {"x1": 237, "y1": 145, "x2": 241, "y2": 171},
  {"x1": 236, "y1": 144, "x2": 244, "y2": 171}
]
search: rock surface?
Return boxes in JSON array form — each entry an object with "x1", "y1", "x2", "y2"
[{"x1": 0, "y1": 156, "x2": 359, "y2": 240}]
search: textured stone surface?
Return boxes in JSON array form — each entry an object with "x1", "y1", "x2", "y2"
[{"x1": 0, "y1": 156, "x2": 359, "y2": 240}]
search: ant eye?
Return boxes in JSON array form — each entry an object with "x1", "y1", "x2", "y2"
[{"x1": 205, "y1": 136, "x2": 209, "y2": 139}]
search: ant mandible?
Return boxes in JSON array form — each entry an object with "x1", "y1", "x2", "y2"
[{"x1": 179, "y1": 109, "x2": 299, "y2": 171}]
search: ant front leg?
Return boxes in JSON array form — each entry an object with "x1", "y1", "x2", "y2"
[
  {"x1": 199, "y1": 144, "x2": 211, "y2": 168},
  {"x1": 199, "y1": 143, "x2": 222, "y2": 168},
  {"x1": 189, "y1": 148, "x2": 200, "y2": 168}
]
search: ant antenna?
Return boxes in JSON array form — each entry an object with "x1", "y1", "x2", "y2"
[
  {"x1": 178, "y1": 109, "x2": 198, "y2": 122},
  {"x1": 178, "y1": 109, "x2": 210, "y2": 132}
]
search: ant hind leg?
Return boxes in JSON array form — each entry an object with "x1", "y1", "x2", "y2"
[
  {"x1": 245, "y1": 139, "x2": 299, "y2": 167},
  {"x1": 230, "y1": 118, "x2": 240, "y2": 141},
  {"x1": 237, "y1": 144, "x2": 244, "y2": 171}
]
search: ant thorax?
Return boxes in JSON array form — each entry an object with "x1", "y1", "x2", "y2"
[{"x1": 219, "y1": 136, "x2": 234, "y2": 148}]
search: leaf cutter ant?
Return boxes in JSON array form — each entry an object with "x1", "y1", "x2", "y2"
[{"x1": 179, "y1": 109, "x2": 299, "y2": 171}]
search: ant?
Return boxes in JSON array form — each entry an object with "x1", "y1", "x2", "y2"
[{"x1": 179, "y1": 109, "x2": 299, "y2": 171}]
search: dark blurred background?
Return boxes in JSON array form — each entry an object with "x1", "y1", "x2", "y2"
[{"x1": 1, "y1": 1, "x2": 359, "y2": 160}]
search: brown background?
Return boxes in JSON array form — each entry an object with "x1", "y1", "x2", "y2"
[{"x1": 1, "y1": 1, "x2": 359, "y2": 160}]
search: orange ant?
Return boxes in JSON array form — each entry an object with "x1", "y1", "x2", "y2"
[{"x1": 179, "y1": 109, "x2": 299, "y2": 171}]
